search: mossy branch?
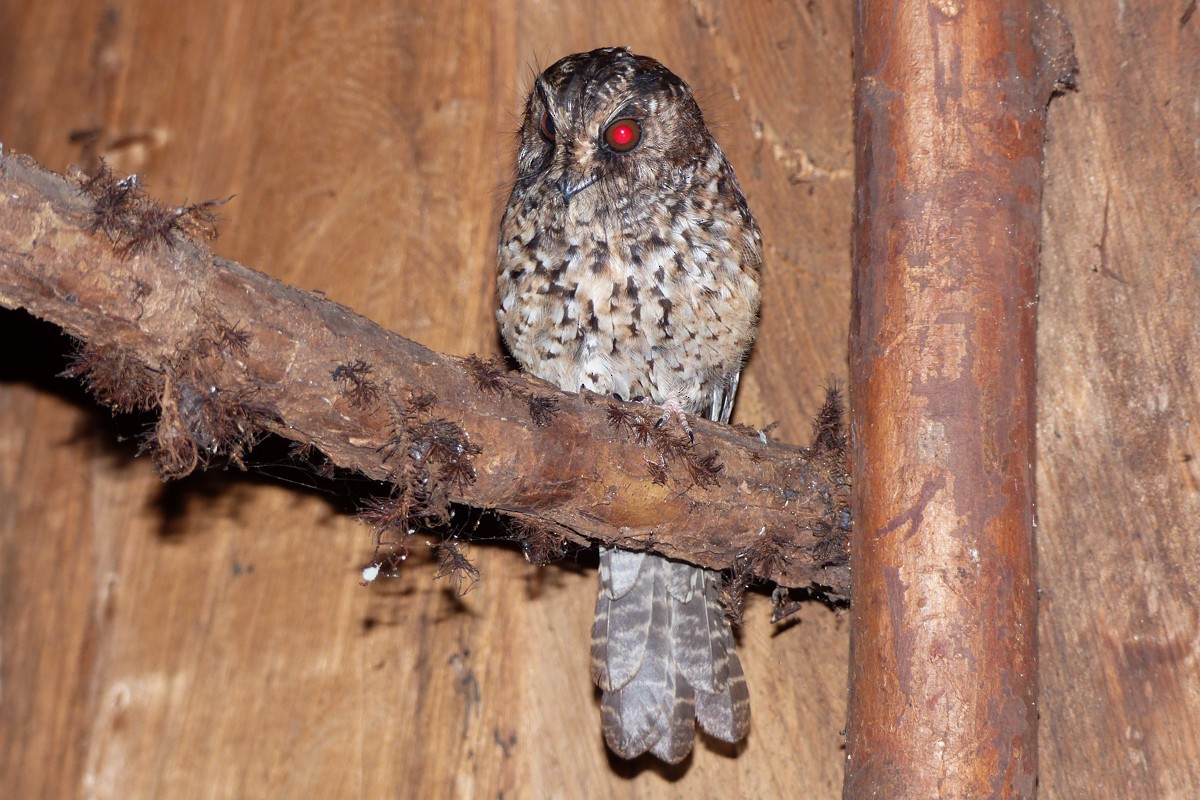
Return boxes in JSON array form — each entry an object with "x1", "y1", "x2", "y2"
[{"x1": 0, "y1": 151, "x2": 849, "y2": 596}]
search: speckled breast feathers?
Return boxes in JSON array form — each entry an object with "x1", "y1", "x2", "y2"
[{"x1": 497, "y1": 47, "x2": 762, "y2": 410}]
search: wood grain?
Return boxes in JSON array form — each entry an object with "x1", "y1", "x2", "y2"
[{"x1": 1036, "y1": 1, "x2": 1200, "y2": 797}]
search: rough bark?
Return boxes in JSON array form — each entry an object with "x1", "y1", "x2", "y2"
[
  {"x1": 844, "y1": 2, "x2": 1074, "y2": 798},
  {"x1": 0, "y1": 151, "x2": 849, "y2": 594}
]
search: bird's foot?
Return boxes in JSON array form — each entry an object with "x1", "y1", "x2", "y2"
[{"x1": 641, "y1": 393, "x2": 694, "y2": 444}]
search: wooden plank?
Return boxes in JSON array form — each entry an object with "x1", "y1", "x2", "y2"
[{"x1": 1036, "y1": 2, "x2": 1200, "y2": 797}]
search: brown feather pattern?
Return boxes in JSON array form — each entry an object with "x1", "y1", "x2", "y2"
[{"x1": 497, "y1": 47, "x2": 760, "y2": 762}]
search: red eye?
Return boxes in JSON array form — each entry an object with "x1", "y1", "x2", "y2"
[
  {"x1": 604, "y1": 118, "x2": 641, "y2": 152},
  {"x1": 539, "y1": 111, "x2": 556, "y2": 142}
]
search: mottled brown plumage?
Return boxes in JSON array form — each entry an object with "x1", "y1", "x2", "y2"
[{"x1": 496, "y1": 47, "x2": 760, "y2": 763}]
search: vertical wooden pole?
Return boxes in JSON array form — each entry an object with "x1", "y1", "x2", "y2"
[{"x1": 845, "y1": 2, "x2": 1071, "y2": 797}]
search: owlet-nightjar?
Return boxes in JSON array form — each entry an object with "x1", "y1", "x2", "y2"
[{"x1": 496, "y1": 47, "x2": 762, "y2": 763}]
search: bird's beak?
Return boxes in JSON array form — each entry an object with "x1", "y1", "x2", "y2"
[{"x1": 557, "y1": 174, "x2": 597, "y2": 204}]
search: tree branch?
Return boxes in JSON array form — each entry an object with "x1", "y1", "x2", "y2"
[{"x1": 0, "y1": 151, "x2": 850, "y2": 595}]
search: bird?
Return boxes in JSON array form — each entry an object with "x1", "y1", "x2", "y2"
[{"x1": 496, "y1": 47, "x2": 762, "y2": 763}]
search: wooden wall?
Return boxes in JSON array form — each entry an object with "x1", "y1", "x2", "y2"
[{"x1": 0, "y1": 1, "x2": 1195, "y2": 797}]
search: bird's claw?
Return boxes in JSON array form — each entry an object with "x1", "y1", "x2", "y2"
[{"x1": 643, "y1": 394, "x2": 694, "y2": 444}]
